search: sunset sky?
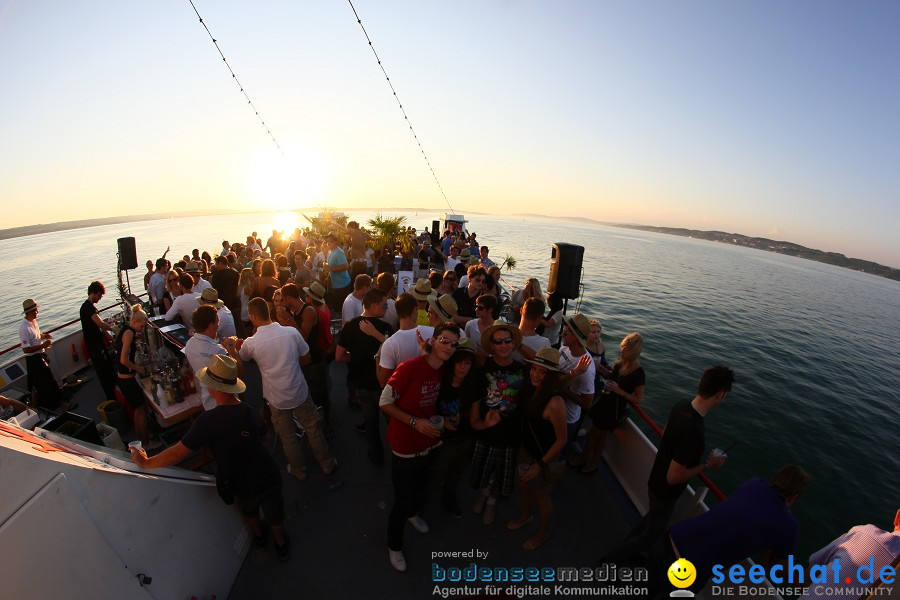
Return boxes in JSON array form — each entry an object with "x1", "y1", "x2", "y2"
[{"x1": 0, "y1": 1, "x2": 897, "y2": 266}]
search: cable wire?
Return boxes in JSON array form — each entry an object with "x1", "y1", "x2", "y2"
[{"x1": 346, "y1": 0, "x2": 456, "y2": 215}]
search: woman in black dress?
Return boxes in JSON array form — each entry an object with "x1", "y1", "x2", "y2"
[{"x1": 569, "y1": 332, "x2": 645, "y2": 475}]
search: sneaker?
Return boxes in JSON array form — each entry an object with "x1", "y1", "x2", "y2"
[
  {"x1": 322, "y1": 459, "x2": 338, "y2": 476},
  {"x1": 275, "y1": 534, "x2": 291, "y2": 562},
  {"x1": 355, "y1": 422, "x2": 367, "y2": 433},
  {"x1": 286, "y1": 464, "x2": 308, "y2": 481},
  {"x1": 443, "y1": 496, "x2": 463, "y2": 519},
  {"x1": 482, "y1": 502, "x2": 496, "y2": 526},
  {"x1": 473, "y1": 493, "x2": 488, "y2": 514},
  {"x1": 388, "y1": 548, "x2": 407, "y2": 572},
  {"x1": 407, "y1": 515, "x2": 429, "y2": 533}
]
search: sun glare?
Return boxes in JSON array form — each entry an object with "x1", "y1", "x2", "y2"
[{"x1": 244, "y1": 142, "x2": 331, "y2": 212}]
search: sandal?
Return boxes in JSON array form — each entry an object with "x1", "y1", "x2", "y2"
[
  {"x1": 506, "y1": 515, "x2": 534, "y2": 531},
  {"x1": 523, "y1": 534, "x2": 550, "y2": 550}
]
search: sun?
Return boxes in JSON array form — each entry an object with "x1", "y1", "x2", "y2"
[{"x1": 243, "y1": 141, "x2": 331, "y2": 211}]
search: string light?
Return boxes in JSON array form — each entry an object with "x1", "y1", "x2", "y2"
[{"x1": 346, "y1": 0, "x2": 456, "y2": 215}]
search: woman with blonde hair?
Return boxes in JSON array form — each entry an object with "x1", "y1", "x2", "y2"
[
  {"x1": 115, "y1": 305, "x2": 151, "y2": 447},
  {"x1": 510, "y1": 278, "x2": 543, "y2": 319},
  {"x1": 569, "y1": 332, "x2": 645, "y2": 475}
]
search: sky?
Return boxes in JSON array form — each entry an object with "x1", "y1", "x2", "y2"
[{"x1": 0, "y1": 0, "x2": 898, "y2": 266}]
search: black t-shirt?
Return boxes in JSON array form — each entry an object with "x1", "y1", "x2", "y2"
[
  {"x1": 80, "y1": 299, "x2": 102, "y2": 351},
  {"x1": 337, "y1": 316, "x2": 393, "y2": 390},
  {"x1": 436, "y1": 370, "x2": 485, "y2": 441},
  {"x1": 210, "y1": 267, "x2": 240, "y2": 307},
  {"x1": 475, "y1": 358, "x2": 528, "y2": 446},
  {"x1": 451, "y1": 287, "x2": 480, "y2": 319},
  {"x1": 182, "y1": 403, "x2": 281, "y2": 497},
  {"x1": 648, "y1": 398, "x2": 705, "y2": 502}
]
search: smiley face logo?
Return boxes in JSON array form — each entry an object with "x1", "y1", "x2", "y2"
[{"x1": 667, "y1": 558, "x2": 697, "y2": 588}]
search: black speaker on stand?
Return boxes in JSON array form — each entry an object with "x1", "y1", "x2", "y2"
[
  {"x1": 117, "y1": 236, "x2": 137, "y2": 297},
  {"x1": 547, "y1": 242, "x2": 584, "y2": 300}
]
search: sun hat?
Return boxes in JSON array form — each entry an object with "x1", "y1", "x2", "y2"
[
  {"x1": 428, "y1": 293, "x2": 458, "y2": 321},
  {"x1": 561, "y1": 312, "x2": 591, "y2": 347},
  {"x1": 303, "y1": 281, "x2": 327, "y2": 304},
  {"x1": 410, "y1": 278, "x2": 434, "y2": 301},
  {"x1": 453, "y1": 337, "x2": 484, "y2": 366},
  {"x1": 524, "y1": 346, "x2": 563, "y2": 372},
  {"x1": 480, "y1": 320, "x2": 522, "y2": 351},
  {"x1": 185, "y1": 261, "x2": 202, "y2": 274},
  {"x1": 459, "y1": 248, "x2": 471, "y2": 260},
  {"x1": 22, "y1": 299, "x2": 38, "y2": 314},
  {"x1": 197, "y1": 287, "x2": 224, "y2": 308},
  {"x1": 197, "y1": 355, "x2": 246, "y2": 394}
]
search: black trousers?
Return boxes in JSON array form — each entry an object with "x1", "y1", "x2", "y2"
[
  {"x1": 25, "y1": 353, "x2": 62, "y2": 409},
  {"x1": 87, "y1": 344, "x2": 117, "y2": 400}
]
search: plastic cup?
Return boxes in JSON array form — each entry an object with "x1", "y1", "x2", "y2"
[
  {"x1": 517, "y1": 463, "x2": 531, "y2": 479},
  {"x1": 428, "y1": 415, "x2": 444, "y2": 431},
  {"x1": 128, "y1": 441, "x2": 143, "y2": 452},
  {"x1": 712, "y1": 448, "x2": 726, "y2": 459}
]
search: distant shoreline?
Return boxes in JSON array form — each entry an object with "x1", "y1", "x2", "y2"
[{"x1": 1, "y1": 209, "x2": 896, "y2": 281}]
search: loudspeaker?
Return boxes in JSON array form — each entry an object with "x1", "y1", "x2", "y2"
[
  {"x1": 547, "y1": 243, "x2": 584, "y2": 300},
  {"x1": 117, "y1": 237, "x2": 138, "y2": 270}
]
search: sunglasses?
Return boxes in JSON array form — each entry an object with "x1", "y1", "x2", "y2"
[
  {"x1": 491, "y1": 337, "x2": 514, "y2": 345},
  {"x1": 435, "y1": 336, "x2": 459, "y2": 347}
]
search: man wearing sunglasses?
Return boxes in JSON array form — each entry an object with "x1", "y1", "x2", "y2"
[
  {"x1": 469, "y1": 321, "x2": 527, "y2": 526},
  {"x1": 380, "y1": 323, "x2": 461, "y2": 572}
]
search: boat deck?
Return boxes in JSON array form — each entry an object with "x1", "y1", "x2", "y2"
[{"x1": 58, "y1": 360, "x2": 650, "y2": 599}]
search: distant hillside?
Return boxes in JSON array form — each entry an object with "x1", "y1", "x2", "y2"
[{"x1": 614, "y1": 225, "x2": 900, "y2": 282}]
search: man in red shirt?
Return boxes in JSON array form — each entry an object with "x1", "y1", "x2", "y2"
[{"x1": 380, "y1": 322, "x2": 461, "y2": 573}]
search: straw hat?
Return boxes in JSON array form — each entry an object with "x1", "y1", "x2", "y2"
[
  {"x1": 22, "y1": 299, "x2": 38, "y2": 314},
  {"x1": 185, "y1": 261, "x2": 201, "y2": 274},
  {"x1": 428, "y1": 294, "x2": 458, "y2": 321},
  {"x1": 453, "y1": 337, "x2": 484, "y2": 366},
  {"x1": 459, "y1": 248, "x2": 472, "y2": 260},
  {"x1": 197, "y1": 287, "x2": 224, "y2": 308},
  {"x1": 480, "y1": 320, "x2": 522, "y2": 351},
  {"x1": 303, "y1": 281, "x2": 327, "y2": 304},
  {"x1": 561, "y1": 312, "x2": 591, "y2": 347},
  {"x1": 197, "y1": 355, "x2": 246, "y2": 394},
  {"x1": 410, "y1": 278, "x2": 434, "y2": 301},
  {"x1": 524, "y1": 346, "x2": 563, "y2": 372}
]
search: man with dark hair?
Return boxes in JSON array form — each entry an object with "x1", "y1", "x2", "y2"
[
  {"x1": 451, "y1": 264, "x2": 487, "y2": 325},
  {"x1": 377, "y1": 293, "x2": 434, "y2": 387},
  {"x1": 323, "y1": 233, "x2": 351, "y2": 312},
  {"x1": 80, "y1": 280, "x2": 116, "y2": 401},
  {"x1": 165, "y1": 273, "x2": 200, "y2": 325},
  {"x1": 668, "y1": 464, "x2": 811, "y2": 594},
  {"x1": 479, "y1": 245, "x2": 495, "y2": 268},
  {"x1": 342, "y1": 274, "x2": 372, "y2": 325},
  {"x1": 211, "y1": 254, "x2": 240, "y2": 318},
  {"x1": 148, "y1": 257, "x2": 169, "y2": 307},
  {"x1": 376, "y1": 272, "x2": 398, "y2": 329},
  {"x1": 380, "y1": 322, "x2": 461, "y2": 572},
  {"x1": 337, "y1": 288, "x2": 392, "y2": 465},
  {"x1": 236, "y1": 297, "x2": 336, "y2": 481},
  {"x1": 184, "y1": 304, "x2": 235, "y2": 411},
  {"x1": 607, "y1": 365, "x2": 735, "y2": 562},
  {"x1": 131, "y1": 355, "x2": 291, "y2": 561}
]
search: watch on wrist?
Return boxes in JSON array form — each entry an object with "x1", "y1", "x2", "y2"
[{"x1": 409, "y1": 416, "x2": 417, "y2": 428}]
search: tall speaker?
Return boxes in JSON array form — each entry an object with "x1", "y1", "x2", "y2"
[
  {"x1": 117, "y1": 237, "x2": 138, "y2": 270},
  {"x1": 547, "y1": 242, "x2": 584, "y2": 300}
]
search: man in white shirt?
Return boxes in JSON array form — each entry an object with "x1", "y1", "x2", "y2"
[
  {"x1": 186, "y1": 261, "x2": 212, "y2": 293},
  {"x1": 183, "y1": 305, "x2": 232, "y2": 411},
  {"x1": 341, "y1": 274, "x2": 371, "y2": 325},
  {"x1": 19, "y1": 298, "x2": 71, "y2": 411},
  {"x1": 512, "y1": 297, "x2": 551, "y2": 363},
  {"x1": 236, "y1": 298, "x2": 336, "y2": 481},
  {"x1": 165, "y1": 273, "x2": 200, "y2": 326},
  {"x1": 196, "y1": 288, "x2": 236, "y2": 340},
  {"x1": 376, "y1": 293, "x2": 433, "y2": 387},
  {"x1": 558, "y1": 313, "x2": 595, "y2": 456}
]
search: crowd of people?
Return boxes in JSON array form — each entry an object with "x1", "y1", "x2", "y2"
[{"x1": 12, "y1": 220, "x2": 897, "y2": 595}]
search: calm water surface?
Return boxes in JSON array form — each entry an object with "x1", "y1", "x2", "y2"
[{"x1": 1, "y1": 210, "x2": 898, "y2": 559}]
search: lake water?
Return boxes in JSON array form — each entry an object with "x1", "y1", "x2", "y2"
[{"x1": 1, "y1": 209, "x2": 898, "y2": 559}]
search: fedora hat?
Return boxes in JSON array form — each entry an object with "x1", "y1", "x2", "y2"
[
  {"x1": 459, "y1": 248, "x2": 471, "y2": 260},
  {"x1": 453, "y1": 337, "x2": 484, "y2": 367},
  {"x1": 428, "y1": 293, "x2": 458, "y2": 321},
  {"x1": 185, "y1": 261, "x2": 201, "y2": 274},
  {"x1": 303, "y1": 281, "x2": 327, "y2": 304},
  {"x1": 410, "y1": 278, "x2": 434, "y2": 301},
  {"x1": 561, "y1": 312, "x2": 591, "y2": 347},
  {"x1": 197, "y1": 355, "x2": 246, "y2": 394},
  {"x1": 197, "y1": 287, "x2": 224, "y2": 308},
  {"x1": 481, "y1": 320, "x2": 522, "y2": 352},
  {"x1": 524, "y1": 346, "x2": 563, "y2": 372},
  {"x1": 22, "y1": 299, "x2": 38, "y2": 314}
]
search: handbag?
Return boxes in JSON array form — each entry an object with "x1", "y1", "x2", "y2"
[{"x1": 526, "y1": 420, "x2": 565, "y2": 484}]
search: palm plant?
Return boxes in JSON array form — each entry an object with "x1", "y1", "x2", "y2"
[
  {"x1": 366, "y1": 214, "x2": 415, "y2": 254},
  {"x1": 498, "y1": 254, "x2": 517, "y2": 272}
]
